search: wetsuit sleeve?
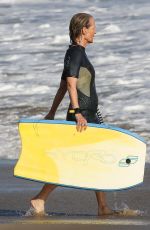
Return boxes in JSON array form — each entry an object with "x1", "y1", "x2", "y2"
[{"x1": 61, "y1": 48, "x2": 82, "y2": 80}]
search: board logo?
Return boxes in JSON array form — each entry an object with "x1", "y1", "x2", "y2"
[{"x1": 119, "y1": 156, "x2": 138, "y2": 167}]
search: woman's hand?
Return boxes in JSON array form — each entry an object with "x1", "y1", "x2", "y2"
[
  {"x1": 44, "y1": 112, "x2": 55, "y2": 120},
  {"x1": 75, "y1": 113, "x2": 87, "y2": 132},
  {"x1": 44, "y1": 79, "x2": 67, "y2": 121}
]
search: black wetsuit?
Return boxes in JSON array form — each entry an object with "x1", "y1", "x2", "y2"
[{"x1": 61, "y1": 44, "x2": 103, "y2": 124}]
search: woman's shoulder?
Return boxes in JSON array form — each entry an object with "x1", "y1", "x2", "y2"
[{"x1": 67, "y1": 44, "x2": 85, "y2": 55}]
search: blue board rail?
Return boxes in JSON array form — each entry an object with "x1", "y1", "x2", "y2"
[{"x1": 18, "y1": 119, "x2": 146, "y2": 144}]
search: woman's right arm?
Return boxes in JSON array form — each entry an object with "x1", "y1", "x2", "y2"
[
  {"x1": 44, "y1": 79, "x2": 67, "y2": 119},
  {"x1": 67, "y1": 77, "x2": 87, "y2": 132}
]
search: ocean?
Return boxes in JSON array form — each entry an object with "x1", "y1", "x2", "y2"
[{"x1": 0, "y1": 0, "x2": 150, "y2": 160}]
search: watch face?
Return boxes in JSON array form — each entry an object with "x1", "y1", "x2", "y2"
[{"x1": 69, "y1": 109, "x2": 75, "y2": 114}]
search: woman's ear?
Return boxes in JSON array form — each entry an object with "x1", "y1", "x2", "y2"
[{"x1": 82, "y1": 27, "x2": 88, "y2": 35}]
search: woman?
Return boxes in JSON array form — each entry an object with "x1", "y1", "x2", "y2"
[{"x1": 30, "y1": 13, "x2": 113, "y2": 216}]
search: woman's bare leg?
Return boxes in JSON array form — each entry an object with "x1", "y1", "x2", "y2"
[
  {"x1": 95, "y1": 191, "x2": 113, "y2": 216},
  {"x1": 30, "y1": 184, "x2": 57, "y2": 213},
  {"x1": 31, "y1": 185, "x2": 113, "y2": 215}
]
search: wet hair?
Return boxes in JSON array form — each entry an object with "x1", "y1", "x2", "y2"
[{"x1": 69, "y1": 13, "x2": 92, "y2": 44}]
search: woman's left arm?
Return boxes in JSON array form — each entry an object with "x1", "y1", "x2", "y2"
[{"x1": 45, "y1": 79, "x2": 67, "y2": 119}]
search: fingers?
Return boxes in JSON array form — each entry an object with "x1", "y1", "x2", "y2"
[
  {"x1": 75, "y1": 115, "x2": 87, "y2": 132},
  {"x1": 76, "y1": 123, "x2": 87, "y2": 132}
]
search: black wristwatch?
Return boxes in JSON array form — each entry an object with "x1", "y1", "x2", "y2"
[{"x1": 74, "y1": 108, "x2": 81, "y2": 114}]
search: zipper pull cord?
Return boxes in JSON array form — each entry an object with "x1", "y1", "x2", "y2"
[{"x1": 97, "y1": 106, "x2": 104, "y2": 124}]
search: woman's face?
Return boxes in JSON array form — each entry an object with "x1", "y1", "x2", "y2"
[{"x1": 84, "y1": 17, "x2": 96, "y2": 44}]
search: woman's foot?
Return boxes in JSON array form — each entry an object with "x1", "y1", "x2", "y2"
[
  {"x1": 30, "y1": 198, "x2": 45, "y2": 215},
  {"x1": 98, "y1": 206, "x2": 115, "y2": 216}
]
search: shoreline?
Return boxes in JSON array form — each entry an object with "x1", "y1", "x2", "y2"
[{"x1": 0, "y1": 160, "x2": 150, "y2": 229}]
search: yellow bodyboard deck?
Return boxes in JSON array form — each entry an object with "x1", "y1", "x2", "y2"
[{"x1": 14, "y1": 119, "x2": 146, "y2": 191}]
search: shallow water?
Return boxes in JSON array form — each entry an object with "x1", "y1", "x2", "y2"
[{"x1": 0, "y1": 0, "x2": 150, "y2": 160}]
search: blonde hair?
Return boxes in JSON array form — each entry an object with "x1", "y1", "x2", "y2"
[{"x1": 69, "y1": 13, "x2": 92, "y2": 44}]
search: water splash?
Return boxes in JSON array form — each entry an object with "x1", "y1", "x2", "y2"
[
  {"x1": 25, "y1": 206, "x2": 48, "y2": 217},
  {"x1": 114, "y1": 201, "x2": 145, "y2": 216}
]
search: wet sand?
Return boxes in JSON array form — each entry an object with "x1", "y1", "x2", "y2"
[{"x1": 0, "y1": 160, "x2": 150, "y2": 229}]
